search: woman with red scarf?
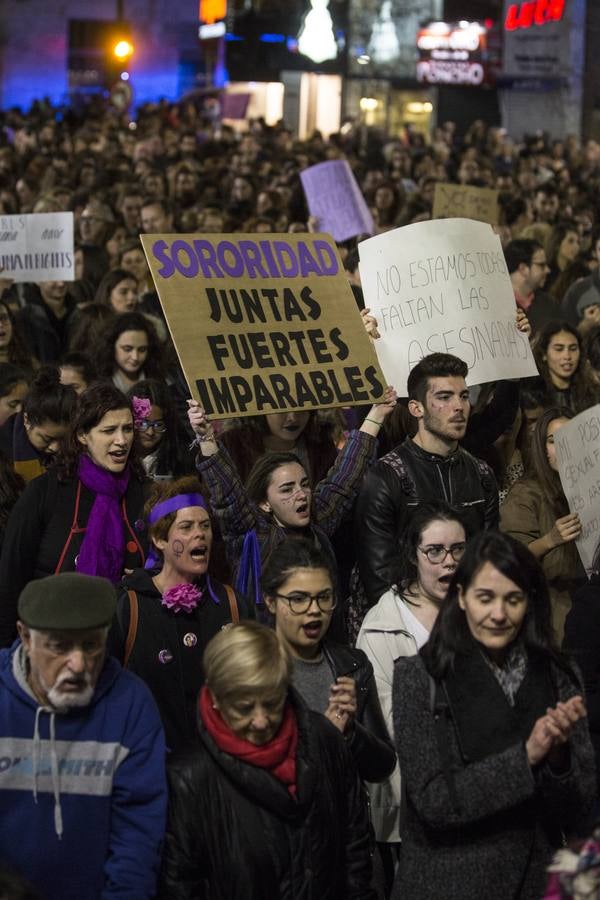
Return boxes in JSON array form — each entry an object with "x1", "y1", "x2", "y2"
[{"x1": 159, "y1": 622, "x2": 376, "y2": 900}]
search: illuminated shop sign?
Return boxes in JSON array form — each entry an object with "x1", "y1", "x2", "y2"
[
  {"x1": 505, "y1": 0, "x2": 565, "y2": 31},
  {"x1": 416, "y1": 21, "x2": 498, "y2": 86}
]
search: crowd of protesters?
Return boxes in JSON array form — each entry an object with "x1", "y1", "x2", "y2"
[{"x1": 0, "y1": 92, "x2": 600, "y2": 899}]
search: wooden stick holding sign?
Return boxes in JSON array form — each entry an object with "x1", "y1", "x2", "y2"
[{"x1": 140, "y1": 232, "x2": 386, "y2": 419}]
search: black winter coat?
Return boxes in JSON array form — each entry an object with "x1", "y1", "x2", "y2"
[
  {"x1": 355, "y1": 438, "x2": 499, "y2": 605},
  {"x1": 392, "y1": 652, "x2": 595, "y2": 900},
  {"x1": 0, "y1": 470, "x2": 146, "y2": 647},
  {"x1": 110, "y1": 568, "x2": 254, "y2": 753},
  {"x1": 158, "y1": 692, "x2": 376, "y2": 900},
  {"x1": 322, "y1": 640, "x2": 396, "y2": 783},
  {"x1": 564, "y1": 576, "x2": 600, "y2": 792}
]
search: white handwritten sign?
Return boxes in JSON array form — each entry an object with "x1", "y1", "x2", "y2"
[
  {"x1": 555, "y1": 406, "x2": 600, "y2": 576},
  {"x1": 358, "y1": 218, "x2": 538, "y2": 394},
  {"x1": 0, "y1": 213, "x2": 74, "y2": 282}
]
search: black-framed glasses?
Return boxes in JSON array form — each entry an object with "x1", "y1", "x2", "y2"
[
  {"x1": 137, "y1": 419, "x2": 167, "y2": 433},
  {"x1": 274, "y1": 589, "x2": 337, "y2": 615},
  {"x1": 418, "y1": 543, "x2": 466, "y2": 564}
]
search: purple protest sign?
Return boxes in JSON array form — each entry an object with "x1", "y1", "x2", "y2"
[{"x1": 300, "y1": 160, "x2": 375, "y2": 243}]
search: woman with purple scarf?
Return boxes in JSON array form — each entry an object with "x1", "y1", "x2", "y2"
[
  {"x1": 0, "y1": 383, "x2": 146, "y2": 648},
  {"x1": 109, "y1": 476, "x2": 253, "y2": 753}
]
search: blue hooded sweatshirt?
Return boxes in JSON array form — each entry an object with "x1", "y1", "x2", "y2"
[{"x1": 0, "y1": 642, "x2": 167, "y2": 899}]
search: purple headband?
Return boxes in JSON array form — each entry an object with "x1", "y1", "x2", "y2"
[{"x1": 147, "y1": 493, "x2": 207, "y2": 526}]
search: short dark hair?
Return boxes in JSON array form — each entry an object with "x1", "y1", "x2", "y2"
[
  {"x1": 261, "y1": 537, "x2": 334, "y2": 598},
  {"x1": 57, "y1": 381, "x2": 136, "y2": 478},
  {"x1": 504, "y1": 239, "x2": 541, "y2": 274},
  {"x1": 407, "y1": 353, "x2": 468, "y2": 403},
  {"x1": 421, "y1": 531, "x2": 565, "y2": 679}
]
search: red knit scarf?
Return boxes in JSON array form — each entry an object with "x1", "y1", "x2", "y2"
[{"x1": 199, "y1": 686, "x2": 298, "y2": 797}]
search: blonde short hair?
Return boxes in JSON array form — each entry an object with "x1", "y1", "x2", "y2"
[{"x1": 203, "y1": 622, "x2": 291, "y2": 703}]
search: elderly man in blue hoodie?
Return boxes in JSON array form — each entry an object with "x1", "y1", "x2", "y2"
[{"x1": 0, "y1": 572, "x2": 167, "y2": 900}]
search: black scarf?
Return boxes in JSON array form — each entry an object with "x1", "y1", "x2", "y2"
[{"x1": 442, "y1": 647, "x2": 556, "y2": 763}]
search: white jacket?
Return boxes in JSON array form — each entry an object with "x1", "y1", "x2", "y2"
[{"x1": 356, "y1": 588, "x2": 422, "y2": 843}]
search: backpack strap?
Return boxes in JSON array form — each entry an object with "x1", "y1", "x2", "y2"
[
  {"x1": 123, "y1": 589, "x2": 139, "y2": 668},
  {"x1": 224, "y1": 584, "x2": 240, "y2": 624},
  {"x1": 428, "y1": 674, "x2": 461, "y2": 814}
]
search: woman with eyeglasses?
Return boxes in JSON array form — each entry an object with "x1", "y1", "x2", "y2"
[
  {"x1": 390, "y1": 531, "x2": 595, "y2": 900},
  {"x1": 262, "y1": 537, "x2": 395, "y2": 784},
  {"x1": 127, "y1": 380, "x2": 193, "y2": 480},
  {"x1": 356, "y1": 502, "x2": 467, "y2": 896}
]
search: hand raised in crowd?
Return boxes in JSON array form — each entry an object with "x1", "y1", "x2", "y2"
[
  {"x1": 186, "y1": 399, "x2": 218, "y2": 457},
  {"x1": 325, "y1": 676, "x2": 358, "y2": 735},
  {"x1": 359, "y1": 385, "x2": 398, "y2": 438},
  {"x1": 549, "y1": 512, "x2": 582, "y2": 547},
  {"x1": 361, "y1": 307, "x2": 380, "y2": 339},
  {"x1": 307, "y1": 215, "x2": 320, "y2": 233},
  {"x1": 525, "y1": 695, "x2": 586, "y2": 766},
  {"x1": 515, "y1": 308, "x2": 532, "y2": 339}
]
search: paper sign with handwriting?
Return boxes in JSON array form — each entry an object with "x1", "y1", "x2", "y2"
[
  {"x1": 141, "y1": 231, "x2": 386, "y2": 419},
  {"x1": 358, "y1": 218, "x2": 538, "y2": 394},
  {"x1": 555, "y1": 406, "x2": 600, "y2": 576},
  {"x1": 300, "y1": 160, "x2": 375, "y2": 243},
  {"x1": 433, "y1": 182, "x2": 499, "y2": 225},
  {"x1": 0, "y1": 213, "x2": 74, "y2": 282}
]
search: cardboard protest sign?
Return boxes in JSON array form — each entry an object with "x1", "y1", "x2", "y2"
[
  {"x1": 433, "y1": 183, "x2": 499, "y2": 225},
  {"x1": 0, "y1": 213, "x2": 74, "y2": 282},
  {"x1": 141, "y1": 232, "x2": 386, "y2": 419},
  {"x1": 358, "y1": 218, "x2": 538, "y2": 394},
  {"x1": 300, "y1": 161, "x2": 375, "y2": 243},
  {"x1": 555, "y1": 406, "x2": 600, "y2": 576}
]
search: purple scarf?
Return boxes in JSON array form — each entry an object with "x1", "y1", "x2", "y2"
[{"x1": 76, "y1": 454, "x2": 131, "y2": 583}]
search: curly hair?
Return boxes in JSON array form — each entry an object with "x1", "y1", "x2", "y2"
[{"x1": 93, "y1": 312, "x2": 165, "y2": 381}]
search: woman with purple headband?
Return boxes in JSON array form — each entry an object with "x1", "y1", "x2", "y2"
[{"x1": 110, "y1": 476, "x2": 254, "y2": 753}]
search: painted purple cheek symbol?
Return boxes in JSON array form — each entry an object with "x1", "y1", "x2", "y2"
[{"x1": 172, "y1": 540, "x2": 184, "y2": 558}]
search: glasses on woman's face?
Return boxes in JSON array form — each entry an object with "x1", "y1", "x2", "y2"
[
  {"x1": 0, "y1": 312, "x2": 11, "y2": 325},
  {"x1": 136, "y1": 419, "x2": 167, "y2": 433},
  {"x1": 418, "y1": 543, "x2": 466, "y2": 564},
  {"x1": 274, "y1": 589, "x2": 336, "y2": 615}
]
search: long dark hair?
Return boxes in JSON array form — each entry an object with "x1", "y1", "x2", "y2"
[
  {"x1": 94, "y1": 312, "x2": 165, "y2": 381},
  {"x1": 392, "y1": 502, "x2": 468, "y2": 596},
  {"x1": 526, "y1": 406, "x2": 573, "y2": 515},
  {"x1": 56, "y1": 381, "x2": 144, "y2": 480},
  {"x1": 421, "y1": 531, "x2": 565, "y2": 679},
  {"x1": 94, "y1": 268, "x2": 137, "y2": 311},
  {"x1": 533, "y1": 321, "x2": 593, "y2": 412},
  {"x1": 127, "y1": 378, "x2": 191, "y2": 477},
  {"x1": 245, "y1": 451, "x2": 307, "y2": 506}
]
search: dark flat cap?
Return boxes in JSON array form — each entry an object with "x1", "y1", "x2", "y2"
[{"x1": 18, "y1": 573, "x2": 117, "y2": 631}]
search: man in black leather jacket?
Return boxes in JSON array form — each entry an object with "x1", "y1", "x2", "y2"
[{"x1": 356, "y1": 353, "x2": 499, "y2": 605}]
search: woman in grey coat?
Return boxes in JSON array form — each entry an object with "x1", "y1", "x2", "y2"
[{"x1": 392, "y1": 531, "x2": 595, "y2": 900}]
